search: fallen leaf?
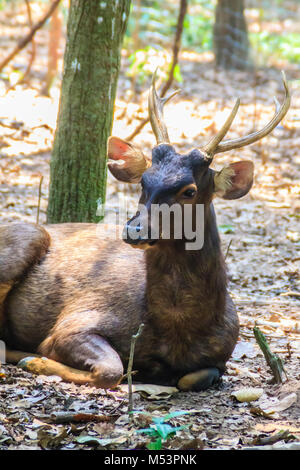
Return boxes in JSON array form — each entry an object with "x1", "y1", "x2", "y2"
[
  {"x1": 119, "y1": 384, "x2": 179, "y2": 400},
  {"x1": 38, "y1": 428, "x2": 68, "y2": 450},
  {"x1": 259, "y1": 393, "x2": 298, "y2": 414},
  {"x1": 75, "y1": 434, "x2": 128, "y2": 447},
  {"x1": 250, "y1": 407, "x2": 279, "y2": 420},
  {"x1": 286, "y1": 231, "x2": 299, "y2": 242},
  {"x1": 250, "y1": 392, "x2": 298, "y2": 419},
  {"x1": 242, "y1": 442, "x2": 300, "y2": 451},
  {"x1": 255, "y1": 423, "x2": 300, "y2": 434},
  {"x1": 232, "y1": 387, "x2": 264, "y2": 402},
  {"x1": 178, "y1": 438, "x2": 205, "y2": 450}
]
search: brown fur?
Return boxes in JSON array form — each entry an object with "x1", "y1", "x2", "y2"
[
  {"x1": 0, "y1": 147, "x2": 251, "y2": 390},
  {"x1": 0, "y1": 215, "x2": 238, "y2": 389},
  {"x1": 0, "y1": 223, "x2": 50, "y2": 332}
]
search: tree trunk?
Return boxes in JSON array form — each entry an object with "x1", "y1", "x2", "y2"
[
  {"x1": 47, "y1": 0, "x2": 131, "y2": 223},
  {"x1": 42, "y1": 5, "x2": 63, "y2": 96},
  {"x1": 213, "y1": 0, "x2": 250, "y2": 70}
]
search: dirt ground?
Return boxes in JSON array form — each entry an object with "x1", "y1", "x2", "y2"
[{"x1": 0, "y1": 5, "x2": 299, "y2": 451}]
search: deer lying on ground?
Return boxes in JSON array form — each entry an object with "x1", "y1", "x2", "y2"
[{"x1": 0, "y1": 72, "x2": 290, "y2": 391}]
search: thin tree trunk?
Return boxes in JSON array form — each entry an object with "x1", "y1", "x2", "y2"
[
  {"x1": 47, "y1": 0, "x2": 131, "y2": 223},
  {"x1": 213, "y1": 0, "x2": 250, "y2": 70},
  {"x1": 42, "y1": 5, "x2": 63, "y2": 96}
]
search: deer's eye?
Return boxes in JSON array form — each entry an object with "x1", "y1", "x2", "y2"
[
  {"x1": 182, "y1": 188, "x2": 196, "y2": 198},
  {"x1": 178, "y1": 184, "x2": 197, "y2": 199},
  {"x1": 176, "y1": 184, "x2": 197, "y2": 200}
]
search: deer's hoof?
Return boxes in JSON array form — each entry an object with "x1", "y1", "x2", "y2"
[{"x1": 177, "y1": 367, "x2": 221, "y2": 391}]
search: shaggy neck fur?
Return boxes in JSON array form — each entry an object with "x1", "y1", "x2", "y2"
[{"x1": 144, "y1": 202, "x2": 227, "y2": 332}]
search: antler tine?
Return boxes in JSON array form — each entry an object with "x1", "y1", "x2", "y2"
[
  {"x1": 148, "y1": 68, "x2": 180, "y2": 145},
  {"x1": 203, "y1": 98, "x2": 240, "y2": 157},
  {"x1": 210, "y1": 71, "x2": 290, "y2": 156}
]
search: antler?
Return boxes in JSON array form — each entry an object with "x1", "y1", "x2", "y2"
[
  {"x1": 203, "y1": 71, "x2": 290, "y2": 158},
  {"x1": 203, "y1": 98, "x2": 240, "y2": 156},
  {"x1": 148, "y1": 68, "x2": 180, "y2": 145}
]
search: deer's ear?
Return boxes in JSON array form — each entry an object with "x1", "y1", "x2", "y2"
[
  {"x1": 107, "y1": 137, "x2": 151, "y2": 183},
  {"x1": 214, "y1": 161, "x2": 254, "y2": 200}
]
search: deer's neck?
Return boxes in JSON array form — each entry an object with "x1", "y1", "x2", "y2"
[{"x1": 145, "y1": 203, "x2": 227, "y2": 327}]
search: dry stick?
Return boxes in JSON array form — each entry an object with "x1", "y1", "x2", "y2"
[
  {"x1": 0, "y1": 0, "x2": 61, "y2": 74},
  {"x1": 43, "y1": 5, "x2": 63, "y2": 96},
  {"x1": 252, "y1": 430, "x2": 293, "y2": 446},
  {"x1": 23, "y1": 0, "x2": 36, "y2": 82},
  {"x1": 130, "y1": 0, "x2": 142, "y2": 95},
  {"x1": 253, "y1": 325, "x2": 287, "y2": 384},
  {"x1": 3, "y1": 0, "x2": 36, "y2": 93},
  {"x1": 126, "y1": 0, "x2": 188, "y2": 141},
  {"x1": 48, "y1": 412, "x2": 113, "y2": 424},
  {"x1": 127, "y1": 323, "x2": 144, "y2": 417},
  {"x1": 224, "y1": 238, "x2": 233, "y2": 260},
  {"x1": 160, "y1": 0, "x2": 188, "y2": 97},
  {"x1": 36, "y1": 175, "x2": 43, "y2": 225}
]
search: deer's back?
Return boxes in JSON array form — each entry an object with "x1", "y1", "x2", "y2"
[{"x1": 4, "y1": 224, "x2": 147, "y2": 351}]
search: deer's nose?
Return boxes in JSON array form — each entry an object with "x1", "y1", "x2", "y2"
[{"x1": 123, "y1": 221, "x2": 145, "y2": 244}]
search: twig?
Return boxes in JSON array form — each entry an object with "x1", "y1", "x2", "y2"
[
  {"x1": 36, "y1": 175, "x2": 43, "y2": 225},
  {"x1": 23, "y1": 0, "x2": 36, "y2": 82},
  {"x1": 47, "y1": 412, "x2": 114, "y2": 424},
  {"x1": 161, "y1": 0, "x2": 188, "y2": 97},
  {"x1": 126, "y1": 118, "x2": 148, "y2": 142},
  {"x1": 251, "y1": 430, "x2": 295, "y2": 446},
  {"x1": 126, "y1": 0, "x2": 188, "y2": 141},
  {"x1": 286, "y1": 342, "x2": 292, "y2": 359},
  {"x1": 42, "y1": 5, "x2": 63, "y2": 96},
  {"x1": 127, "y1": 323, "x2": 144, "y2": 417},
  {"x1": 253, "y1": 325, "x2": 287, "y2": 384},
  {"x1": 4, "y1": 0, "x2": 36, "y2": 93},
  {"x1": 242, "y1": 442, "x2": 300, "y2": 451},
  {"x1": 0, "y1": 0, "x2": 62, "y2": 74},
  {"x1": 224, "y1": 238, "x2": 232, "y2": 260}
]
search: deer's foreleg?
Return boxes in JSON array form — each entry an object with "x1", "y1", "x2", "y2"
[{"x1": 38, "y1": 312, "x2": 124, "y2": 389}]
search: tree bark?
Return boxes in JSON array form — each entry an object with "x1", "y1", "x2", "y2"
[
  {"x1": 47, "y1": 0, "x2": 131, "y2": 223},
  {"x1": 213, "y1": 0, "x2": 250, "y2": 70}
]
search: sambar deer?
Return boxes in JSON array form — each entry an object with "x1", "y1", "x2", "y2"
[{"x1": 0, "y1": 72, "x2": 290, "y2": 391}]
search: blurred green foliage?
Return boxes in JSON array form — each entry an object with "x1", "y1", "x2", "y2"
[
  {"x1": 124, "y1": 0, "x2": 300, "y2": 84},
  {"x1": 182, "y1": 0, "x2": 214, "y2": 51},
  {"x1": 250, "y1": 31, "x2": 300, "y2": 64},
  {"x1": 0, "y1": 0, "x2": 299, "y2": 76},
  {"x1": 124, "y1": 0, "x2": 300, "y2": 85}
]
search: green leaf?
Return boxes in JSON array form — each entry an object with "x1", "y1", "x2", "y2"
[
  {"x1": 218, "y1": 224, "x2": 235, "y2": 234},
  {"x1": 75, "y1": 435, "x2": 127, "y2": 446},
  {"x1": 161, "y1": 410, "x2": 191, "y2": 421},
  {"x1": 154, "y1": 423, "x2": 187, "y2": 440},
  {"x1": 75, "y1": 435, "x2": 103, "y2": 445},
  {"x1": 147, "y1": 438, "x2": 162, "y2": 450},
  {"x1": 173, "y1": 64, "x2": 183, "y2": 83},
  {"x1": 155, "y1": 423, "x2": 175, "y2": 439},
  {"x1": 136, "y1": 427, "x2": 157, "y2": 437}
]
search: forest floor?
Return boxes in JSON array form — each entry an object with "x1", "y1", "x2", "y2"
[{"x1": 0, "y1": 5, "x2": 299, "y2": 451}]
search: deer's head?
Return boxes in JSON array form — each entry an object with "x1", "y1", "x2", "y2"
[{"x1": 108, "y1": 71, "x2": 290, "y2": 249}]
